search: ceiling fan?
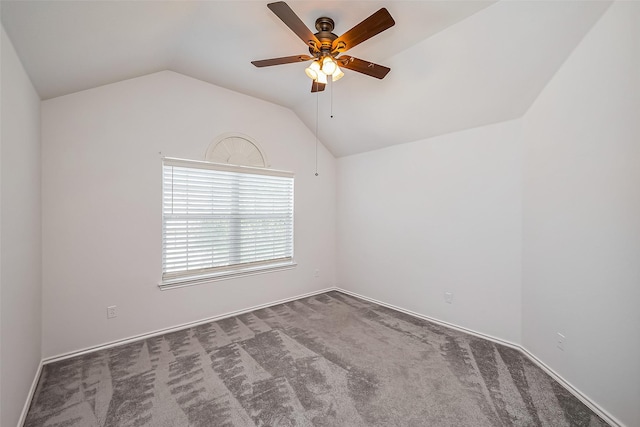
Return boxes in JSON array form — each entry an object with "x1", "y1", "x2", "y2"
[{"x1": 251, "y1": 2, "x2": 395, "y2": 93}]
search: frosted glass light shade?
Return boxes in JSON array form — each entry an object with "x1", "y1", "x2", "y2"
[
  {"x1": 305, "y1": 61, "x2": 321, "y2": 80},
  {"x1": 305, "y1": 67, "x2": 318, "y2": 80},
  {"x1": 332, "y1": 66, "x2": 344, "y2": 82},
  {"x1": 322, "y1": 56, "x2": 337, "y2": 75},
  {"x1": 317, "y1": 71, "x2": 328, "y2": 84}
]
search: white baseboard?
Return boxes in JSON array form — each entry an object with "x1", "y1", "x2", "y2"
[
  {"x1": 27, "y1": 285, "x2": 623, "y2": 427},
  {"x1": 334, "y1": 287, "x2": 624, "y2": 427},
  {"x1": 43, "y1": 286, "x2": 337, "y2": 365},
  {"x1": 18, "y1": 359, "x2": 43, "y2": 427},
  {"x1": 335, "y1": 288, "x2": 521, "y2": 350},
  {"x1": 518, "y1": 347, "x2": 624, "y2": 427},
  {"x1": 22, "y1": 286, "x2": 334, "y2": 426}
]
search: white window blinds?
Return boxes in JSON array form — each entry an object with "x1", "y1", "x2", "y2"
[{"x1": 162, "y1": 158, "x2": 294, "y2": 284}]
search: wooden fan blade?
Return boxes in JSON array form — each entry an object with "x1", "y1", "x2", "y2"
[
  {"x1": 268, "y1": 2, "x2": 321, "y2": 51},
  {"x1": 311, "y1": 81, "x2": 326, "y2": 92},
  {"x1": 332, "y1": 8, "x2": 395, "y2": 53},
  {"x1": 252, "y1": 55, "x2": 313, "y2": 67},
  {"x1": 339, "y1": 56, "x2": 390, "y2": 79}
]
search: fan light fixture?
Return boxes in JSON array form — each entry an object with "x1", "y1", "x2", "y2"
[
  {"x1": 304, "y1": 61, "x2": 320, "y2": 80},
  {"x1": 322, "y1": 56, "x2": 337, "y2": 75},
  {"x1": 316, "y1": 68, "x2": 328, "y2": 84},
  {"x1": 305, "y1": 56, "x2": 343, "y2": 83},
  {"x1": 332, "y1": 66, "x2": 344, "y2": 82},
  {"x1": 251, "y1": 2, "x2": 395, "y2": 93}
]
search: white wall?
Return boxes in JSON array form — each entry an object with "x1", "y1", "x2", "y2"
[
  {"x1": 11, "y1": 3, "x2": 639, "y2": 426},
  {"x1": 337, "y1": 4, "x2": 639, "y2": 425},
  {"x1": 1, "y1": 27, "x2": 42, "y2": 427},
  {"x1": 41, "y1": 71, "x2": 336, "y2": 358},
  {"x1": 521, "y1": 2, "x2": 640, "y2": 426},
  {"x1": 337, "y1": 119, "x2": 523, "y2": 343}
]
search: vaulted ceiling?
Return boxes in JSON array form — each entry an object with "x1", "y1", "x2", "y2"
[{"x1": 1, "y1": 1, "x2": 610, "y2": 157}]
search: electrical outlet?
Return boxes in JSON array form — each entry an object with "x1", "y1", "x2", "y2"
[
  {"x1": 314, "y1": 269, "x2": 320, "y2": 278},
  {"x1": 444, "y1": 292, "x2": 453, "y2": 304},
  {"x1": 107, "y1": 305, "x2": 117, "y2": 319},
  {"x1": 556, "y1": 332, "x2": 565, "y2": 351}
]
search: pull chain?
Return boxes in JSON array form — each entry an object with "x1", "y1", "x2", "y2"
[
  {"x1": 330, "y1": 78, "x2": 334, "y2": 119},
  {"x1": 315, "y1": 89, "x2": 319, "y2": 177}
]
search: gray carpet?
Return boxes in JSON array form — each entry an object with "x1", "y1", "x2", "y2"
[{"x1": 25, "y1": 291, "x2": 608, "y2": 426}]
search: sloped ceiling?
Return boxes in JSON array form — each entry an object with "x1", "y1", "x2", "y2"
[{"x1": 1, "y1": 1, "x2": 610, "y2": 157}]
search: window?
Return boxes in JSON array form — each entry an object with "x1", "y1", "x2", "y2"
[{"x1": 161, "y1": 157, "x2": 294, "y2": 289}]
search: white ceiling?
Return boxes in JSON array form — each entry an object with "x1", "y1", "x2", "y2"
[{"x1": 1, "y1": 1, "x2": 611, "y2": 157}]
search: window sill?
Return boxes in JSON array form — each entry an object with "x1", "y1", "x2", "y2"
[{"x1": 159, "y1": 261, "x2": 297, "y2": 291}]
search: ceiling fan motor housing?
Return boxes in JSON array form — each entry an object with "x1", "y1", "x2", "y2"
[{"x1": 311, "y1": 17, "x2": 338, "y2": 55}]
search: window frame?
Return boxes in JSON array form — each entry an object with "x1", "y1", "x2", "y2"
[{"x1": 159, "y1": 157, "x2": 296, "y2": 290}]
